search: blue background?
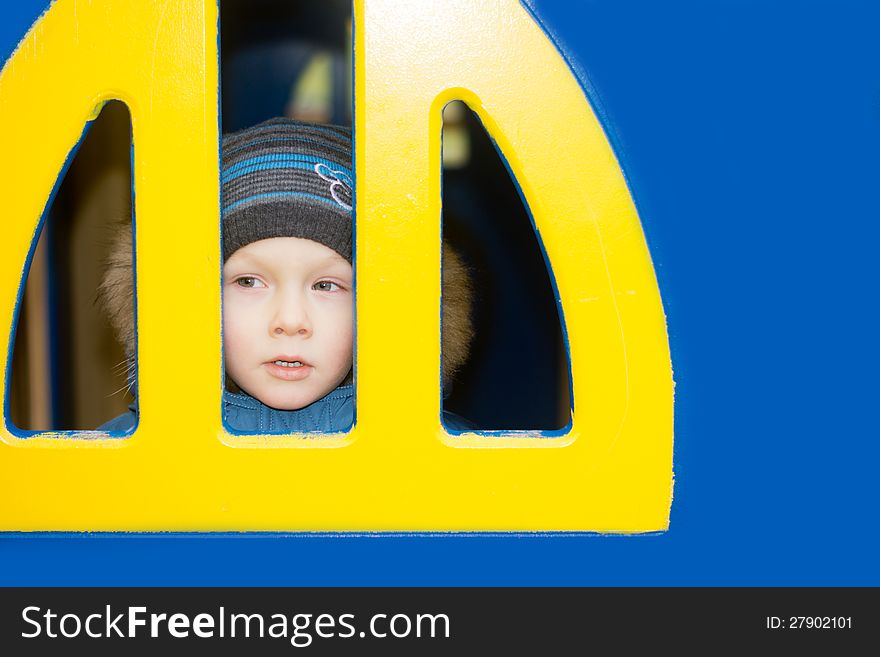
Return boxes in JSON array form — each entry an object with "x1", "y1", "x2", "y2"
[{"x1": 2, "y1": 0, "x2": 878, "y2": 585}]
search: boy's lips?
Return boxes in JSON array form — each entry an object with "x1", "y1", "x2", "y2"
[{"x1": 263, "y1": 357, "x2": 312, "y2": 381}]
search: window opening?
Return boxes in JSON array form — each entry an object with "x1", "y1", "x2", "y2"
[
  {"x1": 220, "y1": 0, "x2": 354, "y2": 434},
  {"x1": 9, "y1": 100, "x2": 135, "y2": 432},
  {"x1": 441, "y1": 101, "x2": 571, "y2": 431}
]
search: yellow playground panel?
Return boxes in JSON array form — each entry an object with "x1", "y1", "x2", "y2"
[{"x1": 0, "y1": 0, "x2": 673, "y2": 531}]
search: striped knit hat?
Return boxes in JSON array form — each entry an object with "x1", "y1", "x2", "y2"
[{"x1": 221, "y1": 117, "x2": 353, "y2": 262}]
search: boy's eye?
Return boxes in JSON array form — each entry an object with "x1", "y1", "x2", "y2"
[
  {"x1": 235, "y1": 276, "x2": 265, "y2": 288},
  {"x1": 313, "y1": 280, "x2": 340, "y2": 292}
]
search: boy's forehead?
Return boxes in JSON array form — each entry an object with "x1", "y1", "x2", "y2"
[{"x1": 227, "y1": 237, "x2": 350, "y2": 269}]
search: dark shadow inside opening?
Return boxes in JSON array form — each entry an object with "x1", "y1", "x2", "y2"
[
  {"x1": 9, "y1": 101, "x2": 134, "y2": 431},
  {"x1": 442, "y1": 101, "x2": 571, "y2": 431}
]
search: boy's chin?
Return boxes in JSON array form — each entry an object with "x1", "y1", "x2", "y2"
[
  {"x1": 259, "y1": 394, "x2": 320, "y2": 412},
  {"x1": 228, "y1": 372, "x2": 348, "y2": 411},
  {"x1": 253, "y1": 385, "x2": 330, "y2": 412}
]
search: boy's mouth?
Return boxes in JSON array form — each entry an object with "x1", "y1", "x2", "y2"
[
  {"x1": 264, "y1": 357, "x2": 312, "y2": 381},
  {"x1": 273, "y1": 360, "x2": 304, "y2": 368}
]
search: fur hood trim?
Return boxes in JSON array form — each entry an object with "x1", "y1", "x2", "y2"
[{"x1": 99, "y1": 225, "x2": 474, "y2": 388}]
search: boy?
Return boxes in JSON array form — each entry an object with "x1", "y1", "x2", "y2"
[{"x1": 99, "y1": 118, "x2": 473, "y2": 432}]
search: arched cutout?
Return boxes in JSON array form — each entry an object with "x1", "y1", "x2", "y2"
[
  {"x1": 441, "y1": 100, "x2": 570, "y2": 430},
  {"x1": 8, "y1": 101, "x2": 134, "y2": 433}
]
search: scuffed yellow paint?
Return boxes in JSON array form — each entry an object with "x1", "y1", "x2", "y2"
[{"x1": 0, "y1": 0, "x2": 673, "y2": 531}]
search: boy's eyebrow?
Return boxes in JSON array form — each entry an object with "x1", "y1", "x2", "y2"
[
  {"x1": 313, "y1": 264, "x2": 354, "y2": 280},
  {"x1": 223, "y1": 253, "x2": 264, "y2": 268},
  {"x1": 318, "y1": 255, "x2": 352, "y2": 269}
]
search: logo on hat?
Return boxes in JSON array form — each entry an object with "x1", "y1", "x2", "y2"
[{"x1": 315, "y1": 162, "x2": 353, "y2": 211}]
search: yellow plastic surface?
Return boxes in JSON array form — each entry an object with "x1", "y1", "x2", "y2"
[{"x1": 0, "y1": 0, "x2": 673, "y2": 531}]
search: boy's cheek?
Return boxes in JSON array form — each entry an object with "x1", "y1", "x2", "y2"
[{"x1": 222, "y1": 326, "x2": 250, "y2": 367}]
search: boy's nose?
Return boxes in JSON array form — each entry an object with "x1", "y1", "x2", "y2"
[
  {"x1": 272, "y1": 314, "x2": 311, "y2": 337},
  {"x1": 271, "y1": 296, "x2": 312, "y2": 337}
]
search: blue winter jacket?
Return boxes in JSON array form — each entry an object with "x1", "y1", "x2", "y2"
[{"x1": 99, "y1": 385, "x2": 473, "y2": 433}]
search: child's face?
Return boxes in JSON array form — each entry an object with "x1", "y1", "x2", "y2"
[{"x1": 223, "y1": 237, "x2": 353, "y2": 411}]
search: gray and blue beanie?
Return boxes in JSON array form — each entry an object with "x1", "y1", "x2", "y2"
[{"x1": 221, "y1": 117, "x2": 353, "y2": 262}]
